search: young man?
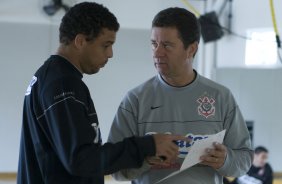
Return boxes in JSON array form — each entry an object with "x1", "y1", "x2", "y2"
[
  {"x1": 231, "y1": 146, "x2": 273, "y2": 184},
  {"x1": 108, "y1": 7, "x2": 253, "y2": 184},
  {"x1": 17, "y1": 2, "x2": 186, "y2": 184}
]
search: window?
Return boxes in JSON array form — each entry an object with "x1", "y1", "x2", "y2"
[{"x1": 245, "y1": 29, "x2": 277, "y2": 66}]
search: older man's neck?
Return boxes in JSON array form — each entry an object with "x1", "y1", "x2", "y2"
[{"x1": 162, "y1": 70, "x2": 195, "y2": 87}]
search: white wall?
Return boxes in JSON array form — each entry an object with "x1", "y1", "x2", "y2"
[
  {"x1": 0, "y1": 21, "x2": 52, "y2": 172},
  {"x1": 216, "y1": 68, "x2": 282, "y2": 172}
]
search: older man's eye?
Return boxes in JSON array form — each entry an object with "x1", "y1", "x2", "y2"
[
  {"x1": 164, "y1": 44, "x2": 172, "y2": 49},
  {"x1": 151, "y1": 42, "x2": 158, "y2": 49}
]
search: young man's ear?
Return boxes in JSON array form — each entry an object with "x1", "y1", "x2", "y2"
[
  {"x1": 187, "y1": 41, "x2": 199, "y2": 58},
  {"x1": 74, "y1": 34, "x2": 86, "y2": 49}
]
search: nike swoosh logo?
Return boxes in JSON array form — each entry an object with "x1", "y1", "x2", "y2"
[{"x1": 151, "y1": 105, "x2": 162, "y2": 110}]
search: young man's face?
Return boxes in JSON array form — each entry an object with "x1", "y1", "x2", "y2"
[
  {"x1": 78, "y1": 28, "x2": 116, "y2": 74},
  {"x1": 253, "y1": 152, "x2": 268, "y2": 167},
  {"x1": 150, "y1": 27, "x2": 197, "y2": 78}
]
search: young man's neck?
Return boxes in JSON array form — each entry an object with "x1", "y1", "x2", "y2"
[{"x1": 56, "y1": 45, "x2": 83, "y2": 74}]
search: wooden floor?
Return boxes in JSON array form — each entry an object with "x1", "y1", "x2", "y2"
[
  {"x1": 0, "y1": 180, "x2": 130, "y2": 184},
  {"x1": 0, "y1": 174, "x2": 281, "y2": 184},
  {"x1": 0, "y1": 179, "x2": 281, "y2": 184},
  {"x1": 0, "y1": 178, "x2": 131, "y2": 184},
  {"x1": 227, "y1": 177, "x2": 282, "y2": 184}
]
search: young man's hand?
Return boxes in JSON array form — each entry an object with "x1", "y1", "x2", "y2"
[{"x1": 152, "y1": 134, "x2": 189, "y2": 164}]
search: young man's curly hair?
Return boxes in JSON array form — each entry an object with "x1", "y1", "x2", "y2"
[{"x1": 59, "y1": 2, "x2": 119, "y2": 45}]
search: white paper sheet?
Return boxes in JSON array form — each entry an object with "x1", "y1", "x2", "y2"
[{"x1": 155, "y1": 130, "x2": 226, "y2": 184}]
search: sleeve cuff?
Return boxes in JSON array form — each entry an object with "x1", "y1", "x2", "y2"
[
  {"x1": 216, "y1": 148, "x2": 230, "y2": 175},
  {"x1": 137, "y1": 135, "x2": 156, "y2": 157}
]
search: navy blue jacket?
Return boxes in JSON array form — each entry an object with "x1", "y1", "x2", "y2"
[{"x1": 17, "y1": 55, "x2": 155, "y2": 184}]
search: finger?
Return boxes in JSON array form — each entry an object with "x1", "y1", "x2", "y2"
[
  {"x1": 165, "y1": 144, "x2": 180, "y2": 161},
  {"x1": 156, "y1": 150, "x2": 172, "y2": 162},
  {"x1": 200, "y1": 159, "x2": 223, "y2": 169},
  {"x1": 162, "y1": 149, "x2": 178, "y2": 162},
  {"x1": 147, "y1": 157, "x2": 171, "y2": 167},
  {"x1": 200, "y1": 160, "x2": 214, "y2": 166},
  {"x1": 200, "y1": 155, "x2": 219, "y2": 163},
  {"x1": 158, "y1": 142, "x2": 178, "y2": 155},
  {"x1": 163, "y1": 141, "x2": 180, "y2": 158},
  {"x1": 206, "y1": 148, "x2": 225, "y2": 158},
  {"x1": 170, "y1": 144, "x2": 180, "y2": 154},
  {"x1": 148, "y1": 156, "x2": 163, "y2": 162},
  {"x1": 213, "y1": 143, "x2": 227, "y2": 158},
  {"x1": 169, "y1": 135, "x2": 191, "y2": 142},
  {"x1": 148, "y1": 157, "x2": 166, "y2": 163},
  {"x1": 170, "y1": 142, "x2": 181, "y2": 155},
  {"x1": 201, "y1": 154, "x2": 225, "y2": 168},
  {"x1": 200, "y1": 160, "x2": 218, "y2": 168},
  {"x1": 213, "y1": 142, "x2": 226, "y2": 151},
  {"x1": 151, "y1": 161, "x2": 171, "y2": 167}
]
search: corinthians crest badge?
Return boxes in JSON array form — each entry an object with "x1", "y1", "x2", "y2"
[{"x1": 197, "y1": 95, "x2": 216, "y2": 118}]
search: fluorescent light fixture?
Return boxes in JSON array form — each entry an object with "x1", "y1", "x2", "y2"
[{"x1": 245, "y1": 28, "x2": 277, "y2": 66}]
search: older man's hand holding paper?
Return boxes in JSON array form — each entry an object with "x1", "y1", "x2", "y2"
[
  {"x1": 155, "y1": 130, "x2": 227, "y2": 184},
  {"x1": 200, "y1": 140, "x2": 228, "y2": 169}
]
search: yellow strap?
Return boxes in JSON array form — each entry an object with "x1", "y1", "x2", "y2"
[
  {"x1": 269, "y1": 0, "x2": 279, "y2": 36},
  {"x1": 180, "y1": 0, "x2": 201, "y2": 17}
]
